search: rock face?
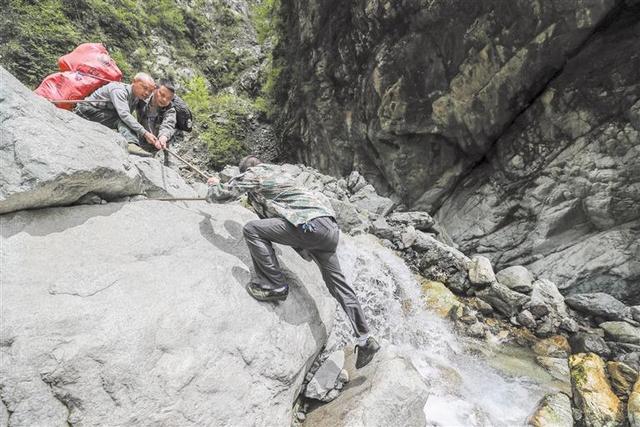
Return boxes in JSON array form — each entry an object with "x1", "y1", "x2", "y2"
[
  {"x1": 569, "y1": 353, "x2": 625, "y2": 427},
  {"x1": 0, "y1": 201, "x2": 336, "y2": 426},
  {"x1": 0, "y1": 66, "x2": 142, "y2": 214},
  {"x1": 276, "y1": 0, "x2": 640, "y2": 303}
]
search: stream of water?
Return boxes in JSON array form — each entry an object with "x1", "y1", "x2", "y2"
[{"x1": 327, "y1": 233, "x2": 564, "y2": 426}]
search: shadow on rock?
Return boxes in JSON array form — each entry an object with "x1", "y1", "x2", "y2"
[
  {"x1": 0, "y1": 202, "x2": 125, "y2": 239},
  {"x1": 197, "y1": 212, "x2": 328, "y2": 347}
]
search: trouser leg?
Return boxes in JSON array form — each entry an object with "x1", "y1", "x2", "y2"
[
  {"x1": 116, "y1": 120, "x2": 143, "y2": 146},
  {"x1": 312, "y1": 249, "x2": 370, "y2": 337},
  {"x1": 243, "y1": 216, "x2": 370, "y2": 337},
  {"x1": 243, "y1": 218, "x2": 302, "y2": 289}
]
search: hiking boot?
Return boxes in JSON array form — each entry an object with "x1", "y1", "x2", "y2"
[
  {"x1": 355, "y1": 337, "x2": 380, "y2": 369},
  {"x1": 127, "y1": 143, "x2": 153, "y2": 157},
  {"x1": 247, "y1": 282, "x2": 288, "y2": 302}
]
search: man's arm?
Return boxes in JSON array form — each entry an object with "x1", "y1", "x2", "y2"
[
  {"x1": 109, "y1": 86, "x2": 148, "y2": 138},
  {"x1": 206, "y1": 170, "x2": 263, "y2": 202},
  {"x1": 158, "y1": 106, "x2": 177, "y2": 147}
]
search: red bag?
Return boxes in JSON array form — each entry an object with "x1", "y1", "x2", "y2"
[
  {"x1": 58, "y1": 43, "x2": 123, "y2": 82},
  {"x1": 34, "y1": 72, "x2": 105, "y2": 110}
]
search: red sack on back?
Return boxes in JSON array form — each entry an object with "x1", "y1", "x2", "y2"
[
  {"x1": 34, "y1": 72, "x2": 105, "y2": 110},
  {"x1": 58, "y1": 43, "x2": 123, "y2": 82}
]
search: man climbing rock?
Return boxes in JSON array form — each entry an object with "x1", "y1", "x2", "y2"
[
  {"x1": 131, "y1": 78, "x2": 178, "y2": 159},
  {"x1": 206, "y1": 156, "x2": 381, "y2": 369},
  {"x1": 75, "y1": 72, "x2": 159, "y2": 154}
]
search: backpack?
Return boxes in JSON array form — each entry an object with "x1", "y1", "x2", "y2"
[{"x1": 172, "y1": 95, "x2": 193, "y2": 132}]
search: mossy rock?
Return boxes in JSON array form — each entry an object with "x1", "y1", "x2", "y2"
[{"x1": 569, "y1": 353, "x2": 625, "y2": 427}]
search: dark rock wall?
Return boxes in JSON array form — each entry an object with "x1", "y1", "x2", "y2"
[{"x1": 276, "y1": 0, "x2": 640, "y2": 302}]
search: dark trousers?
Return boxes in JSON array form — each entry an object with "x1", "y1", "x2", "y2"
[
  {"x1": 75, "y1": 105, "x2": 138, "y2": 145},
  {"x1": 243, "y1": 216, "x2": 370, "y2": 337}
]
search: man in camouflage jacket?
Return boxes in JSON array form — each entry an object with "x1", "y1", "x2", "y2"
[{"x1": 207, "y1": 156, "x2": 380, "y2": 368}]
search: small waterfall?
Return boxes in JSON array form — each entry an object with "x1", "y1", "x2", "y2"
[{"x1": 325, "y1": 233, "x2": 559, "y2": 426}]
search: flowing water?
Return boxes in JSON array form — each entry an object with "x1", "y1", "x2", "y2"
[{"x1": 325, "y1": 233, "x2": 565, "y2": 426}]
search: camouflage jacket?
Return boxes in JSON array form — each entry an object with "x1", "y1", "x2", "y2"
[{"x1": 207, "y1": 164, "x2": 336, "y2": 226}]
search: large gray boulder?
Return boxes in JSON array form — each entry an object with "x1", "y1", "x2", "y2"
[
  {"x1": 565, "y1": 293, "x2": 632, "y2": 321},
  {"x1": 415, "y1": 232, "x2": 471, "y2": 293},
  {"x1": 0, "y1": 201, "x2": 336, "y2": 426},
  {"x1": 0, "y1": 66, "x2": 142, "y2": 214},
  {"x1": 600, "y1": 321, "x2": 640, "y2": 346}
]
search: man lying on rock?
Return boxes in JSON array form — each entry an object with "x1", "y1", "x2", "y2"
[
  {"x1": 74, "y1": 72, "x2": 161, "y2": 155},
  {"x1": 206, "y1": 155, "x2": 381, "y2": 369}
]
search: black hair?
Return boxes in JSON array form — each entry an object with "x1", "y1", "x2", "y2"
[
  {"x1": 239, "y1": 155, "x2": 262, "y2": 172},
  {"x1": 157, "y1": 78, "x2": 175, "y2": 93}
]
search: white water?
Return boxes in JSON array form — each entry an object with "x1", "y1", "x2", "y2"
[{"x1": 328, "y1": 233, "x2": 560, "y2": 426}]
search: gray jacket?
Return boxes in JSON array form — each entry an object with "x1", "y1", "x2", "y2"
[
  {"x1": 136, "y1": 94, "x2": 177, "y2": 141},
  {"x1": 83, "y1": 82, "x2": 147, "y2": 137}
]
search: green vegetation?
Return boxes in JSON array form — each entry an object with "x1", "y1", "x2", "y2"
[
  {"x1": 252, "y1": 0, "x2": 280, "y2": 45},
  {"x1": 184, "y1": 75, "x2": 260, "y2": 169}
]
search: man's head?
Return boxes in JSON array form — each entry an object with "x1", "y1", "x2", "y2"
[
  {"x1": 239, "y1": 155, "x2": 262, "y2": 173},
  {"x1": 131, "y1": 72, "x2": 155, "y2": 100},
  {"x1": 153, "y1": 78, "x2": 176, "y2": 108}
]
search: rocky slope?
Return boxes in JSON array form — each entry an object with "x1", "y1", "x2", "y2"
[{"x1": 274, "y1": 0, "x2": 640, "y2": 303}]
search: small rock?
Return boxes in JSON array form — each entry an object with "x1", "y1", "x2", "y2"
[
  {"x1": 629, "y1": 377, "x2": 640, "y2": 426},
  {"x1": 400, "y1": 226, "x2": 417, "y2": 248},
  {"x1": 517, "y1": 310, "x2": 537, "y2": 329},
  {"x1": 305, "y1": 351, "x2": 346, "y2": 401},
  {"x1": 527, "y1": 279, "x2": 568, "y2": 320},
  {"x1": 528, "y1": 392, "x2": 573, "y2": 427},
  {"x1": 370, "y1": 216, "x2": 395, "y2": 240},
  {"x1": 338, "y1": 369, "x2": 349, "y2": 384},
  {"x1": 325, "y1": 389, "x2": 340, "y2": 402},
  {"x1": 616, "y1": 353, "x2": 640, "y2": 372},
  {"x1": 347, "y1": 170, "x2": 367, "y2": 194},
  {"x1": 468, "y1": 255, "x2": 496, "y2": 286},
  {"x1": 495, "y1": 266, "x2": 534, "y2": 293},
  {"x1": 386, "y1": 211, "x2": 435, "y2": 231},
  {"x1": 471, "y1": 298, "x2": 494, "y2": 315},
  {"x1": 569, "y1": 332, "x2": 611, "y2": 358},
  {"x1": 607, "y1": 361, "x2": 638, "y2": 399},
  {"x1": 476, "y1": 282, "x2": 530, "y2": 318},
  {"x1": 467, "y1": 322, "x2": 486, "y2": 338},
  {"x1": 536, "y1": 317, "x2": 557, "y2": 337},
  {"x1": 296, "y1": 412, "x2": 306, "y2": 422},
  {"x1": 533, "y1": 336, "x2": 571, "y2": 358},
  {"x1": 75, "y1": 193, "x2": 104, "y2": 205},
  {"x1": 560, "y1": 317, "x2": 579, "y2": 334},
  {"x1": 536, "y1": 356, "x2": 570, "y2": 382},
  {"x1": 349, "y1": 184, "x2": 395, "y2": 216}
]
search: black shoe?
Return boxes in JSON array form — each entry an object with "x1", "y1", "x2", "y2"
[
  {"x1": 355, "y1": 337, "x2": 380, "y2": 369},
  {"x1": 247, "y1": 282, "x2": 288, "y2": 302}
]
